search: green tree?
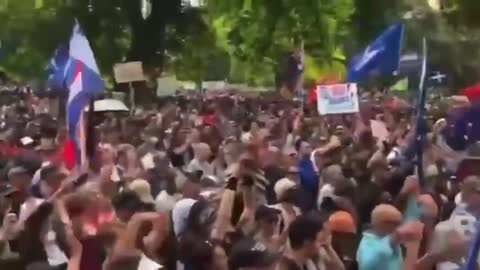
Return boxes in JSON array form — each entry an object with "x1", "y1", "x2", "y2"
[
  {"x1": 0, "y1": 0, "x2": 182, "y2": 81},
  {"x1": 205, "y1": 0, "x2": 354, "y2": 85}
]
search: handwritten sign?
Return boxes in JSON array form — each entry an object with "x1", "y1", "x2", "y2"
[
  {"x1": 113, "y1": 62, "x2": 145, "y2": 83},
  {"x1": 317, "y1": 83, "x2": 360, "y2": 115}
]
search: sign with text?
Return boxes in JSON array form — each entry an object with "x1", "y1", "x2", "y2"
[
  {"x1": 113, "y1": 62, "x2": 145, "y2": 83},
  {"x1": 317, "y1": 83, "x2": 359, "y2": 115}
]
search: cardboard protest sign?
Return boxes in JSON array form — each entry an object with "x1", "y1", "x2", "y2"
[
  {"x1": 370, "y1": 119, "x2": 389, "y2": 145},
  {"x1": 317, "y1": 83, "x2": 359, "y2": 115},
  {"x1": 113, "y1": 62, "x2": 145, "y2": 83}
]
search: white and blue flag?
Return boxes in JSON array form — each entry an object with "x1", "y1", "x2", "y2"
[
  {"x1": 47, "y1": 20, "x2": 104, "y2": 163},
  {"x1": 347, "y1": 23, "x2": 404, "y2": 82}
]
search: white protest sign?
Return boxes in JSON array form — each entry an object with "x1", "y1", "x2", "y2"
[
  {"x1": 156, "y1": 76, "x2": 180, "y2": 97},
  {"x1": 113, "y1": 62, "x2": 145, "y2": 83},
  {"x1": 317, "y1": 83, "x2": 360, "y2": 115},
  {"x1": 202, "y1": 81, "x2": 226, "y2": 91},
  {"x1": 370, "y1": 119, "x2": 389, "y2": 146}
]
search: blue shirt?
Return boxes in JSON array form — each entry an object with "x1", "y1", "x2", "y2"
[{"x1": 357, "y1": 232, "x2": 402, "y2": 270}]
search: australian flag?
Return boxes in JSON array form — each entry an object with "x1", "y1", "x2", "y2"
[
  {"x1": 347, "y1": 23, "x2": 404, "y2": 82},
  {"x1": 46, "y1": 44, "x2": 70, "y2": 91}
]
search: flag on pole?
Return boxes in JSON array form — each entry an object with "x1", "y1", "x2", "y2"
[
  {"x1": 46, "y1": 44, "x2": 69, "y2": 91},
  {"x1": 414, "y1": 38, "x2": 428, "y2": 185},
  {"x1": 64, "y1": 20, "x2": 104, "y2": 164},
  {"x1": 347, "y1": 23, "x2": 404, "y2": 82}
]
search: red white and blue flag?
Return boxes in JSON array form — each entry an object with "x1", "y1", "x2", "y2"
[{"x1": 49, "y1": 20, "x2": 104, "y2": 165}]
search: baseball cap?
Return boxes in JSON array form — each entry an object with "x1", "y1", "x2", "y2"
[
  {"x1": 274, "y1": 178, "x2": 296, "y2": 201},
  {"x1": 328, "y1": 211, "x2": 356, "y2": 234},
  {"x1": 229, "y1": 238, "x2": 279, "y2": 270},
  {"x1": 7, "y1": 166, "x2": 29, "y2": 180},
  {"x1": 128, "y1": 179, "x2": 155, "y2": 204}
]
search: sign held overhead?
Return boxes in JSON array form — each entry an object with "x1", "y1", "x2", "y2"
[{"x1": 113, "y1": 62, "x2": 145, "y2": 83}]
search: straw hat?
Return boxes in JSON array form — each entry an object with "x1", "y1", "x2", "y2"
[{"x1": 128, "y1": 179, "x2": 155, "y2": 204}]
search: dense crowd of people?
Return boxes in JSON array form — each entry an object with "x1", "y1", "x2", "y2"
[{"x1": 0, "y1": 85, "x2": 478, "y2": 270}]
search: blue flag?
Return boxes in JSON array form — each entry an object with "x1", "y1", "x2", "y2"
[
  {"x1": 46, "y1": 44, "x2": 70, "y2": 91},
  {"x1": 347, "y1": 23, "x2": 404, "y2": 82}
]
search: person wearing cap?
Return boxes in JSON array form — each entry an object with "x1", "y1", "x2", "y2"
[
  {"x1": 270, "y1": 178, "x2": 301, "y2": 232},
  {"x1": 128, "y1": 179, "x2": 156, "y2": 211},
  {"x1": 35, "y1": 137, "x2": 58, "y2": 161},
  {"x1": 253, "y1": 205, "x2": 282, "y2": 252},
  {"x1": 329, "y1": 211, "x2": 356, "y2": 234},
  {"x1": 277, "y1": 213, "x2": 345, "y2": 270}
]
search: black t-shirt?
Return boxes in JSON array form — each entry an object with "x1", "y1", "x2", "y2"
[
  {"x1": 169, "y1": 146, "x2": 193, "y2": 168},
  {"x1": 263, "y1": 165, "x2": 287, "y2": 204},
  {"x1": 354, "y1": 180, "x2": 382, "y2": 226}
]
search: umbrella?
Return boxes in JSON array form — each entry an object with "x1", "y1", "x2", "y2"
[{"x1": 87, "y1": 99, "x2": 129, "y2": 112}]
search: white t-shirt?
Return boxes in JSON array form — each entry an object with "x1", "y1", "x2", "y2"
[
  {"x1": 138, "y1": 253, "x2": 163, "y2": 270},
  {"x1": 317, "y1": 184, "x2": 334, "y2": 209},
  {"x1": 44, "y1": 230, "x2": 68, "y2": 266},
  {"x1": 187, "y1": 159, "x2": 214, "y2": 176}
]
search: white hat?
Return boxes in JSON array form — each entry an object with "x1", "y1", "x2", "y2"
[
  {"x1": 274, "y1": 178, "x2": 296, "y2": 201},
  {"x1": 128, "y1": 179, "x2": 155, "y2": 204}
]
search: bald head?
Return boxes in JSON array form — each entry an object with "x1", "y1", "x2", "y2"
[
  {"x1": 371, "y1": 204, "x2": 402, "y2": 229},
  {"x1": 193, "y1": 143, "x2": 211, "y2": 160}
]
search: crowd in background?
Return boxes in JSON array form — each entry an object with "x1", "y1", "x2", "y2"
[{"x1": 0, "y1": 84, "x2": 478, "y2": 270}]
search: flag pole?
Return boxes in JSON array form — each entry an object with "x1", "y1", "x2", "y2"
[
  {"x1": 415, "y1": 37, "x2": 428, "y2": 187},
  {"x1": 299, "y1": 42, "x2": 305, "y2": 110},
  {"x1": 86, "y1": 98, "x2": 95, "y2": 163}
]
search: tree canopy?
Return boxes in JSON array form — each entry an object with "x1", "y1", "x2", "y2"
[{"x1": 0, "y1": 0, "x2": 479, "y2": 89}]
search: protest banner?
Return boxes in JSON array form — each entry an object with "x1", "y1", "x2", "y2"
[
  {"x1": 317, "y1": 83, "x2": 360, "y2": 115},
  {"x1": 370, "y1": 119, "x2": 389, "y2": 146},
  {"x1": 113, "y1": 62, "x2": 145, "y2": 83},
  {"x1": 156, "y1": 76, "x2": 181, "y2": 97},
  {"x1": 113, "y1": 61, "x2": 145, "y2": 114}
]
